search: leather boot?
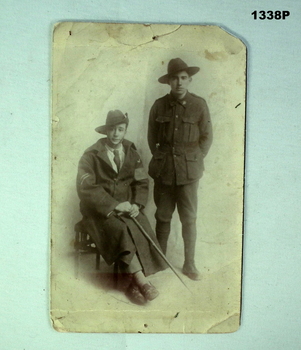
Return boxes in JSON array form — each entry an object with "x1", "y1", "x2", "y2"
[
  {"x1": 182, "y1": 223, "x2": 201, "y2": 281},
  {"x1": 156, "y1": 221, "x2": 170, "y2": 255}
]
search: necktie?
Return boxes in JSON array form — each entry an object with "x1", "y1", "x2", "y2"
[{"x1": 113, "y1": 150, "x2": 121, "y2": 172}]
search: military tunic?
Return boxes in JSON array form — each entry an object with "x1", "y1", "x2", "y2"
[{"x1": 148, "y1": 91, "x2": 213, "y2": 185}]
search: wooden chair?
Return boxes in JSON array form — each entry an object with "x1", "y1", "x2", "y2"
[
  {"x1": 74, "y1": 220, "x2": 101, "y2": 278},
  {"x1": 74, "y1": 220, "x2": 119, "y2": 285}
]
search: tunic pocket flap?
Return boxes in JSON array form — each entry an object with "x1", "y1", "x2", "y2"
[
  {"x1": 185, "y1": 153, "x2": 198, "y2": 161},
  {"x1": 182, "y1": 115, "x2": 199, "y2": 124},
  {"x1": 156, "y1": 116, "x2": 172, "y2": 123},
  {"x1": 153, "y1": 151, "x2": 166, "y2": 160}
]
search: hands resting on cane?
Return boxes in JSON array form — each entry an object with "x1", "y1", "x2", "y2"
[{"x1": 115, "y1": 201, "x2": 140, "y2": 218}]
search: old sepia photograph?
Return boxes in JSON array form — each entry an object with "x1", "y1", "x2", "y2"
[{"x1": 51, "y1": 22, "x2": 246, "y2": 333}]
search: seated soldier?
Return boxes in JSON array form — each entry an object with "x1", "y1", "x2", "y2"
[{"x1": 76, "y1": 110, "x2": 166, "y2": 305}]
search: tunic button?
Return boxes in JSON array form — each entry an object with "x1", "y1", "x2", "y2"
[
  {"x1": 176, "y1": 115, "x2": 178, "y2": 118},
  {"x1": 175, "y1": 128, "x2": 178, "y2": 131},
  {"x1": 174, "y1": 155, "x2": 176, "y2": 158}
]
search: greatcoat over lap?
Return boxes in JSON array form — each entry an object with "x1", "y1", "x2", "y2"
[{"x1": 76, "y1": 138, "x2": 166, "y2": 276}]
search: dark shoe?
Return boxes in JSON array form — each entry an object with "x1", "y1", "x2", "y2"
[
  {"x1": 140, "y1": 283, "x2": 159, "y2": 301},
  {"x1": 125, "y1": 283, "x2": 146, "y2": 305},
  {"x1": 182, "y1": 263, "x2": 201, "y2": 281}
]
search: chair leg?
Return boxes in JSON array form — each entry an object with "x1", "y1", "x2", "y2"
[
  {"x1": 113, "y1": 261, "x2": 119, "y2": 288},
  {"x1": 75, "y1": 249, "x2": 80, "y2": 279},
  {"x1": 74, "y1": 221, "x2": 104, "y2": 277},
  {"x1": 96, "y1": 253, "x2": 100, "y2": 270}
]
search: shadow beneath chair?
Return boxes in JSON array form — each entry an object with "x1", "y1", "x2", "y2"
[
  {"x1": 85, "y1": 271, "x2": 116, "y2": 292},
  {"x1": 87, "y1": 259, "x2": 116, "y2": 292},
  {"x1": 68, "y1": 251, "x2": 120, "y2": 292},
  {"x1": 71, "y1": 219, "x2": 129, "y2": 294}
]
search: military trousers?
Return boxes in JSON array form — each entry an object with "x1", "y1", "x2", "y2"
[{"x1": 154, "y1": 179, "x2": 199, "y2": 259}]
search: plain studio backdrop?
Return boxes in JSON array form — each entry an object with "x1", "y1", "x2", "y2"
[
  {"x1": 1, "y1": 0, "x2": 301, "y2": 348},
  {"x1": 51, "y1": 23, "x2": 245, "y2": 333}
]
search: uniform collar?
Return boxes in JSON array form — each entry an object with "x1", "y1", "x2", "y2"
[
  {"x1": 105, "y1": 143, "x2": 124, "y2": 153},
  {"x1": 86, "y1": 138, "x2": 133, "y2": 171},
  {"x1": 168, "y1": 91, "x2": 191, "y2": 107}
]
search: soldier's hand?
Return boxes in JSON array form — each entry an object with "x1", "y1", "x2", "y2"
[
  {"x1": 129, "y1": 204, "x2": 140, "y2": 218},
  {"x1": 115, "y1": 201, "x2": 132, "y2": 213}
]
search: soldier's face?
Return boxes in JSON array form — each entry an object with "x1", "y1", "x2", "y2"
[
  {"x1": 169, "y1": 70, "x2": 192, "y2": 98},
  {"x1": 106, "y1": 123, "x2": 127, "y2": 148}
]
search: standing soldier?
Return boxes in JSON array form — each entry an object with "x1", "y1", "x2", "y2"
[{"x1": 148, "y1": 58, "x2": 213, "y2": 280}]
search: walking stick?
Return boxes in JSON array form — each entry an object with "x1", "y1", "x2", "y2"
[{"x1": 131, "y1": 216, "x2": 192, "y2": 294}]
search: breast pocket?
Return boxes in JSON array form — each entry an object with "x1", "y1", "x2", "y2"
[
  {"x1": 182, "y1": 115, "x2": 200, "y2": 142},
  {"x1": 156, "y1": 116, "x2": 172, "y2": 123},
  {"x1": 156, "y1": 115, "x2": 172, "y2": 143}
]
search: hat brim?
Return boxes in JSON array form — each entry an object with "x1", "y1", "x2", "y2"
[
  {"x1": 158, "y1": 67, "x2": 200, "y2": 84},
  {"x1": 95, "y1": 125, "x2": 107, "y2": 134},
  {"x1": 95, "y1": 118, "x2": 129, "y2": 134}
]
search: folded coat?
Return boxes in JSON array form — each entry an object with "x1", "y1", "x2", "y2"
[{"x1": 76, "y1": 138, "x2": 166, "y2": 276}]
